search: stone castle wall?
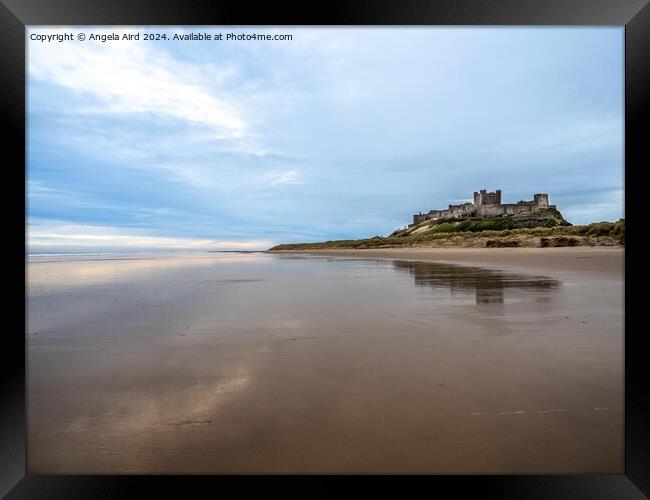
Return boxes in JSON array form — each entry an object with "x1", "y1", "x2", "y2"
[{"x1": 412, "y1": 189, "x2": 555, "y2": 226}]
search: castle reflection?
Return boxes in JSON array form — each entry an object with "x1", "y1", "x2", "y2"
[{"x1": 392, "y1": 260, "x2": 560, "y2": 304}]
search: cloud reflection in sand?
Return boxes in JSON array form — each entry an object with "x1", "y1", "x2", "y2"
[{"x1": 26, "y1": 252, "x2": 268, "y2": 291}]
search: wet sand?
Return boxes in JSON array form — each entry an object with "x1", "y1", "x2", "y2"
[
  {"x1": 267, "y1": 247, "x2": 624, "y2": 278},
  {"x1": 27, "y1": 249, "x2": 623, "y2": 473}
]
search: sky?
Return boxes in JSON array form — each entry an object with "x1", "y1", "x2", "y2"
[{"x1": 27, "y1": 27, "x2": 624, "y2": 252}]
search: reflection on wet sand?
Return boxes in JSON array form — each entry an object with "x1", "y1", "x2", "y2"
[
  {"x1": 27, "y1": 252, "x2": 623, "y2": 473},
  {"x1": 392, "y1": 260, "x2": 561, "y2": 304},
  {"x1": 26, "y1": 252, "x2": 261, "y2": 291}
]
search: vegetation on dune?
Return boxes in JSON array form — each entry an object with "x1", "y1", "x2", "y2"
[
  {"x1": 426, "y1": 218, "x2": 518, "y2": 233},
  {"x1": 268, "y1": 219, "x2": 624, "y2": 250},
  {"x1": 392, "y1": 208, "x2": 570, "y2": 238}
]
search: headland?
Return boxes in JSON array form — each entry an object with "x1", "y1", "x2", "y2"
[{"x1": 269, "y1": 188, "x2": 624, "y2": 251}]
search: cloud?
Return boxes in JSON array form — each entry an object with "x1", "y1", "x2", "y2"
[
  {"x1": 481, "y1": 117, "x2": 623, "y2": 167},
  {"x1": 155, "y1": 163, "x2": 221, "y2": 189},
  {"x1": 561, "y1": 189, "x2": 624, "y2": 223},
  {"x1": 27, "y1": 221, "x2": 273, "y2": 252},
  {"x1": 28, "y1": 27, "x2": 246, "y2": 139},
  {"x1": 263, "y1": 169, "x2": 304, "y2": 185}
]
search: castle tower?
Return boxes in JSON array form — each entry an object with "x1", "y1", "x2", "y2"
[
  {"x1": 474, "y1": 188, "x2": 501, "y2": 205},
  {"x1": 534, "y1": 193, "x2": 549, "y2": 207}
]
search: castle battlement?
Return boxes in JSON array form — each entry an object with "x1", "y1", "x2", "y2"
[{"x1": 412, "y1": 189, "x2": 555, "y2": 226}]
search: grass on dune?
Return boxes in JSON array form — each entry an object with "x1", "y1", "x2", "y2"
[{"x1": 268, "y1": 219, "x2": 624, "y2": 250}]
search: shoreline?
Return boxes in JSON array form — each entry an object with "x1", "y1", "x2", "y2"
[{"x1": 267, "y1": 246, "x2": 624, "y2": 278}]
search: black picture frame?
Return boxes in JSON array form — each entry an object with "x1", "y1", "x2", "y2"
[{"x1": 3, "y1": 0, "x2": 648, "y2": 497}]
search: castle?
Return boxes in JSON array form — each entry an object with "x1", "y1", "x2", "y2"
[{"x1": 411, "y1": 189, "x2": 555, "y2": 226}]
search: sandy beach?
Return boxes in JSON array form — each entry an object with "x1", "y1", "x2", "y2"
[{"x1": 27, "y1": 248, "x2": 624, "y2": 474}]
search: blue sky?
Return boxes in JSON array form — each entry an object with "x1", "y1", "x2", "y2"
[{"x1": 27, "y1": 27, "x2": 624, "y2": 252}]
